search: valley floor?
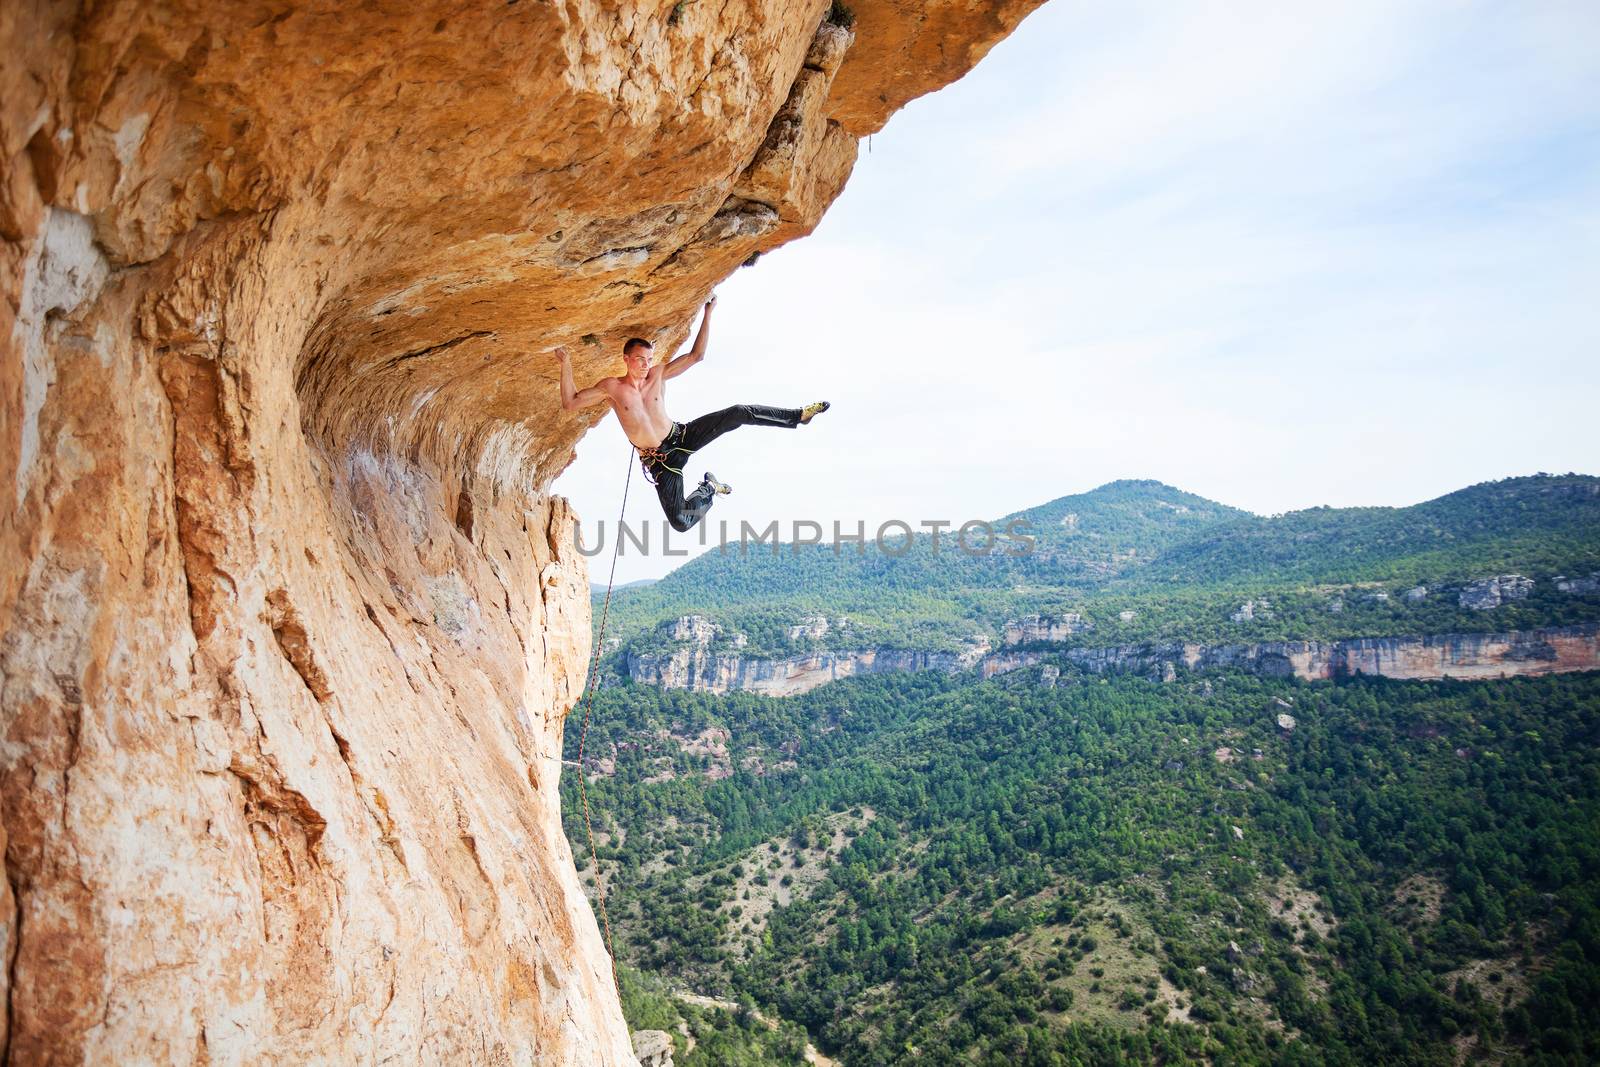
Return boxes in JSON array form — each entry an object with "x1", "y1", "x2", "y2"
[{"x1": 573, "y1": 666, "x2": 1600, "y2": 1065}]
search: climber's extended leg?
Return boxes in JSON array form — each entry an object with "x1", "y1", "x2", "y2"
[
  {"x1": 671, "y1": 401, "x2": 829, "y2": 452},
  {"x1": 639, "y1": 404, "x2": 828, "y2": 532},
  {"x1": 676, "y1": 403, "x2": 804, "y2": 452}
]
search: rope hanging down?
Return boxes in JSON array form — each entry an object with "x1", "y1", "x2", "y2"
[{"x1": 576, "y1": 448, "x2": 635, "y2": 996}]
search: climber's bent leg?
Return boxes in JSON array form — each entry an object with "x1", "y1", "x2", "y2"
[
  {"x1": 638, "y1": 405, "x2": 809, "y2": 531},
  {"x1": 678, "y1": 404, "x2": 802, "y2": 452},
  {"x1": 645, "y1": 453, "x2": 716, "y2": 532}
]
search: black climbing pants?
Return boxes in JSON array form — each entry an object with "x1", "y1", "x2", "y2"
[{"x1": 640, "y1": 404, "x2": 803, "y2": 532}]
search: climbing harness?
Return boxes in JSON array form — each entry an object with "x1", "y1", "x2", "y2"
[
  {"x1": 575, "y1": 447, "x2": 634, "y2": 996},
  {"x1": 635, "y1": 429, "x2": 689, "y2": 486},
  {"x1": 635, "y1": 444, "x2": 683, "y2": 485}
]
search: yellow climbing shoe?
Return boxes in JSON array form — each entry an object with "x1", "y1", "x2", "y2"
[{"x1": 799, "y1": 401, "x2": 831, "y2": 425}]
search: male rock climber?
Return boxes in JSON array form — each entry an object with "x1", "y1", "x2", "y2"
[{"x1": 555, "y1": 295, "x2": 829, "y2": 532}]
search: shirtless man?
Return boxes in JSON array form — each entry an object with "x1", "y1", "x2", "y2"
[{"x1": 556, "y1": 295, "x2": 829, "y2": 532}]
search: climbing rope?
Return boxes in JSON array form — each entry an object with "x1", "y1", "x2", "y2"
[{"x1": 576, "y1": 447, "x2": 635, "y2": 996}]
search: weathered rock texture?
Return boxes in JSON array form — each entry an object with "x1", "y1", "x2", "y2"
[
  {"x1": 0, "y1": 1, "x2": 1042, "y2": 1062},
  {"x1": 1459, "y1": 574, "x2": 1534, "y2": 610},
  {"x1": 628, "y1": 625, "x2": 1600, "y2": 695},
  {"x1": 979, "y1": 624, "x2": 1600, "y2": 684},
  {"x1": 1002, "y1": 612, "x2": 1091, "y2": 645},
  {"x1": 627, "y1": 642, "x2": 992, "y2": 697},
  {"x1": 624, "y1": 613, "x2": 992, "y2": 696},
  {"x1": 632, "y1": 1029, "x2": 674, "y2": 1067}
]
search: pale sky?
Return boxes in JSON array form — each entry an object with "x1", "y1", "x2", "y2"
[{"x1": 555, "y1": 0, "x2": 1600, "y2": 585}]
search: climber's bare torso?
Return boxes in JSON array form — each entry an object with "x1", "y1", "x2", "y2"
[
  {"x1": 555, "y1": 296, "x2": 716, "y2": 448},
  {"x1": 603, "y1": 366, "x2": 674, "y2": 449}
]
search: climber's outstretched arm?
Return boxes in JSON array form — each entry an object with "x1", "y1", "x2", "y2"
[
  {"x1": 556, "y1": 347, "x2": 612, "y2": 410},
  {"x1": 664, "y1": 295, "x2": 716, "y2": 380}
]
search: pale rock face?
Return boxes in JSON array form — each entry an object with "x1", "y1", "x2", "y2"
[
  {"x1": 1002, "y1": 613, "x2": 1092, "y2": 646},
  {"x1": 1556, "y1": 573, "x2": 1600, "y2": 596},
  {"x1": 671, "y1": 614, "x2": 724, "y2": 645},
  {"x1": 633, "y1": 1030, "x2": 675, "y2": 1067},
  {"x1": 631, "y1": 612, "x2": 997, "y2": 696},
  {"x1": 1403, "y1": 586, "x2": 1429, "y2": 602},
  {"x1": 1459, "y1": 575, "x2": 1535, "y2": 610},
  {"x1": 637, "y1": 621, "x2": 1600, "y2": 695},
  {"x1": 978, "y1": 624, "x2": 1600, "y2": 687},
  {"x1": 627, "y1": 640, "x2": 993, "y2": 697},
  {"x1": 788, "y1": 614, "x2": 831, "y2": 641},
  {"x1": 0, "y1": 0, "x2": 1043, "y2": 1060},
  {"x1": 1231, "y1": 599, "x2": 1273, "y2": 623}
]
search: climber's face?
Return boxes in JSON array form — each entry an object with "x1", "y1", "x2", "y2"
[{"x1": 623, "y1": 341, "x2": 653, "y2": 377}]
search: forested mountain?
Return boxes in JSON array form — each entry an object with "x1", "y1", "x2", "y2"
[
  {"x1": 566, "y1": 473, "x2": 1600, "y2": 1065},
  {"x1": 1132, "y1": 474, "x2": 1600, "y2": 588},
  {"x1": 996, "y1": 479, "x2": 1250, "y2": 565},
  {"x1": 598, "y1": 474, "x2": 1600, "y2": 660},
  {"x1": 568, "y1": 667, "x2": 1600, "y2": 1065}
]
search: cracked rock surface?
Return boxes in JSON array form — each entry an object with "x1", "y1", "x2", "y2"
[{"x1": 0, "y1": 0, "x2": 1041, "y2": 1061}]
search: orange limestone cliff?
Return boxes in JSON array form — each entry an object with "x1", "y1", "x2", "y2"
[{"x1": 0, "y1": 1, "x2": 1041, "y2": 1061}]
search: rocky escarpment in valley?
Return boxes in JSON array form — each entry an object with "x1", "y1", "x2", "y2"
[
  {"x1": 1003, "y1": 612, "x2": 1092, "y2": 644},
  {"x1": 624, "y1": 613, "x2": 992, "y2": 696},
  {"x1": 983, "y1": 623, "x2": 1600, "y2": 684},
  {"x1": 625, "y1": 618, "x2": 1600, "y2": 695},
  {"x1": 628, "y1": 640, "x2": 993, "y2": 697},
  {"x1": 0, "y1": 2, "x2": 1041, "y2": 1061}
]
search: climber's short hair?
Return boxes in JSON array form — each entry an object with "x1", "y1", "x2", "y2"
[{"x1": 623, "y1": 337, "x2": 653, "y2": 355}]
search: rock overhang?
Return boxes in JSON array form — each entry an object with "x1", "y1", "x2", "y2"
[
  {"x1": 11, "y1": 1, "x2": 1044, "y2": 502},
  {"x1": 0, "y1": 0, "x2": 1047, "y2": 1061}
]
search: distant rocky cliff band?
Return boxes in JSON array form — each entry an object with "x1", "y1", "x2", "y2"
[
  {"x1": 625, "y1": 619, "x2": 1600, "y2": 695},
  {"x1": 980, "y1": 623, "x2": 1600, "y2": 685},
  {"x1": 628, "y1": 642, "x2": 994, "y2": 697}
]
